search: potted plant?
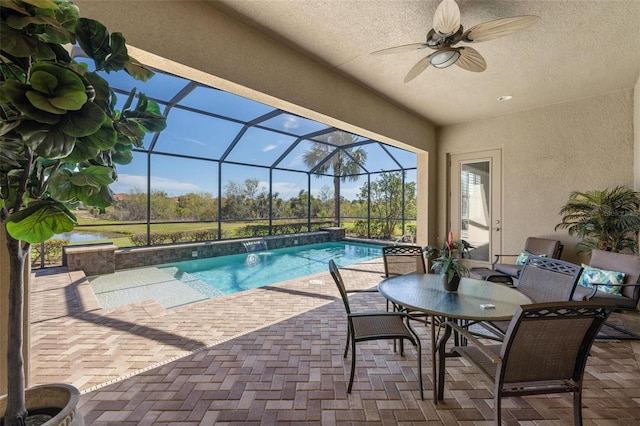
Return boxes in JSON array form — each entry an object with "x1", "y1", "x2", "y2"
[
  {"x1": 0, "y1": 1, "x2": 166, "y2": 424},
  {"x1": 425, "y1": 231, "x2": 469, "y2": 291},
  {"x1": 555, "y1": 186, "x2": 640, "y2": 254}
]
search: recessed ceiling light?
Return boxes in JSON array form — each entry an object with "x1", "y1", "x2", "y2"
[{"x1": 497, "y1": 95, "x2": 513, "y2": 101}]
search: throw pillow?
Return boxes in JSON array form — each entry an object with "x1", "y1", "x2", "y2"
[
  {"x1": 515, "y1": 250, "x2": 546, "y2": 266},
  {"x1": 578, "y1": 264, "x2": 625, "y2": 295}
]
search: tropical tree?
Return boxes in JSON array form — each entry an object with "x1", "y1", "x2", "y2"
[
  {"x1": 303, "y1": 131, "x2": 367, "y2": 226},
  {"x1": 0, "y1": 0, "x2": 166, "y2": 423},
  {"x1": 555, "y1": 186, "x2": 640, "y2": 253},
  {"x1": 359, "y1": 171, "x2": 416, "y2": 238}
]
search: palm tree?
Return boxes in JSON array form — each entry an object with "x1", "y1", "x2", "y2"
[
  {"x1": 303, "y1": 131, "x2": 367, "y2": 227},
  {"x1": 555, "y1": 186, "x2": 640, "y2": 253}
]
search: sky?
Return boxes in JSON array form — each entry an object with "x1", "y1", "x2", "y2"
[{"x1": 102, "y1": 65, "x2": 417, "y2": 201}]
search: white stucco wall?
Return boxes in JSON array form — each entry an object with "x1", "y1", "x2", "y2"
[{"x1": 438, "y1": 89, "x2": 635, "y2": 263}]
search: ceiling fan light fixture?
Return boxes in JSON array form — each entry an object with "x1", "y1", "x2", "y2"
[{"x1": 430, "y1": 48, "x2": 460, "y2": 68}]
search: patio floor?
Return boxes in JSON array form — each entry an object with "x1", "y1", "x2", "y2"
[{"x1": 30, "y1": 258, "x2": 640, "y2": 425}]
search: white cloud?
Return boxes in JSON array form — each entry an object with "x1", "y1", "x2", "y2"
[
  {"x1": 263, "y1": 144, "x2": 278, "y2": 152},
  {"x1": 164, "y1": 131, "x2": 206, "y2": 147},
  {"x1": 283, "y1": 115, "x2": 299, "y2": 130},
  {"x1": 110, "y1": 174, "x2": 201, "y2": 196}
]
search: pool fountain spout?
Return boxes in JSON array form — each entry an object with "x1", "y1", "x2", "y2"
[{"x1": 243, "y1": 239, "x2": 268, "y2": 253}]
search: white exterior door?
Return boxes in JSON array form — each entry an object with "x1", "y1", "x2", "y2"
[{"x1": 449, "y1": 149, "x2": 502, "y2": 267}]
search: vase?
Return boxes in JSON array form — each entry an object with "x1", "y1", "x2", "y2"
[
  {"x1": 0, "y1": 383, "x2": 83, "y2": 426},
  {"x1": 442, "y1": 273, "x2": 461, "y2": 292}
]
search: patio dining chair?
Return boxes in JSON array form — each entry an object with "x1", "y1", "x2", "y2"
[
  {"x1": 329, "y1": 259, "x2": 424, "y2": 399},
  {"x1": 382, "y1": 245, "x2": 427, "y2": 277},
  {"x1": 382, "y1": 244, "x2": 430, "y2": 325},
  {"x1": 480, "y1": 256, "x2": 583, "y2": 339},
  {"x1": 443, "y1": 301, "x2": 613, "y2": 426}
]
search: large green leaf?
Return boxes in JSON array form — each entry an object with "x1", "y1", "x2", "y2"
[
  {"x1": 82, "y1": 71, "x2": 113, "y2": 114},
  {"x1": 103, "y1": 32, "x2": 129, "y2": 72},
  {"x1": 0, "y1": 21, "x2": 56, "y2": 59},
  {"x1": 60, "y1": 139, "x2": 99, "y2": 163},
  {"x1": 21, "y1": 0, "x2": 59, "y2": 8},
  {"x1": 111, "y1": 149, "x2": 133, "y2": 165},
  {"x1": 75, "y1": 18, "x2": 110, "y2": 69},
  {"x1": 77, "y1": 183, "x2": 113, "y2": 208},
  {"x1": 0, "y1": 0, "x2": 30, "y2": 14},
  {"x1": 60, "y1": 101, "x2": 105, "y2": 137},
  {"x1": 6, "y1": 15, "x2": 59, "y2": 30},
  {"x1": 124, "y1": 56, "x2": 154, "y2": 82},
  {"x1": 39, "y1": 0, "x2": 79, "y2": 44},
  {"x1": 18, "y1": 122, "x2": 76, "y2": 158},
  {"x1": 5, "y1": 199, "x2": 76, "y2": 244},
  {"x1": 46, "y1": 168, "x2": 74, "y2": 202},
  {"x1": 70, "y1": 165, "x2": 115, "y2": 187},
  {"x1": 1, "y1": 80, "x2": 61, "y2": 123},
  {"x1": 29, "y1": 62, "x2": 87, "y2": 111},
  {"x1": 79, "y1": 120, "x2": 117, "y2": 150}
]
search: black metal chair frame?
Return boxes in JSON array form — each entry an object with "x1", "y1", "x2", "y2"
[
  {"x1": 329, "y1": 259, "x2": 424, "y2": 399},
  {"x1": 443, "y1": 301, "x2": 613, "y2": 426}
]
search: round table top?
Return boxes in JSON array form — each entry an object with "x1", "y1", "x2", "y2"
[{"x1": 378, "y1": 273, "x2": 533, "y2": 321}]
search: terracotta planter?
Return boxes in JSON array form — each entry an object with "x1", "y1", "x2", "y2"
[
  {"x1": 442, "y1": 273, "x2": 461, "y2": 292},
  {"x1": 0, "y1": 383, "x2": 83, "y2": 426}
]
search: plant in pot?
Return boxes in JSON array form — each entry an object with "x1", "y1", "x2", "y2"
[
  {"x1": 0, "y1": 1, "x2": 166, "y2": 424},
  {"x1": 425, "y1": 231, "x2": 469, "y2": 292},
  {"x1": 555, "y1": 186, "x2": 640, "y2": 254}
]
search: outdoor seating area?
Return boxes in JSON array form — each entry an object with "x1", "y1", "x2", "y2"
[{"x1": 28, "y1": 256, "x2": 640, "y2": 424}]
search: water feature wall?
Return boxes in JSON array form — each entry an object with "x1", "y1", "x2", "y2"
[{"x1": 64, "y1": 227, "x2": 351, "y2": 275}]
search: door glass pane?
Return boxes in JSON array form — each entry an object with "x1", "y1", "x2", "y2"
[{"x1": 460, "y1": 161, "x2": 490, "y2": 261}]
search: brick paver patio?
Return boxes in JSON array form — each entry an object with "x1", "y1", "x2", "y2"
[{"x1": 29, "y1": 258, "x2": 640, "y2": 425}]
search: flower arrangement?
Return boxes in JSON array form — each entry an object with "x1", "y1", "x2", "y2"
[{"x1": 425, "y1": 232, "x2": 469, "y2": 284}]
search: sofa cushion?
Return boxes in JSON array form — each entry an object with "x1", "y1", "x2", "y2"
[
  {"x1": 495, "y1": 263, "x2": 523, "y2": 278},
  {"x1": 577, "y1": 264, "x2": 625, "y2": 295}
]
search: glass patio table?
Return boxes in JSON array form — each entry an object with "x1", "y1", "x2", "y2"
[{"x1": 378, "y1": 273, "x2": 532, "y2": 403}]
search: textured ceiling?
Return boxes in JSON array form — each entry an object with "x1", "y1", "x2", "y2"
[{"x1": 209, "y1": 0, "x2": 640, "y2": 126}]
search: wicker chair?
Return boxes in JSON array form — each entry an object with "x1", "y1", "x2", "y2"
[
  {"x1": 443, "y1": 301, "x2": 613, "y2": 426},
  {"x1": 493, "y1": 237, "x2": 563, "y2": 279},
  {"x1": 329, "y1": 259, "x2": 423, "y2": 399},
  {"x1": 481, "y1": 256, "x2": 583, "y2": 338},
  {"x1": 572, "y1": 249, "x2": 640, "y2": 339}
]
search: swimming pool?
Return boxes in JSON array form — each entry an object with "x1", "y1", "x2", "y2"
[{"x1": 89, "y1": 241, "x2": 383, "y2": 309}]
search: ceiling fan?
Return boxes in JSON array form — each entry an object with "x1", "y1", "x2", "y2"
[{"x1": 372, "y1": 0, "x2": 540, "y2": 82}]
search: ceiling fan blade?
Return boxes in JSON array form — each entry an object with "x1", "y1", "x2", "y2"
[
  {"x1": 371, "y1": 42, "x2": 429, "y2": 55},
  {"x1": 463, "y1": 15, "x2": 540, "y2": 43},
  {"x1": 454, "y1": 47, "x2": 487, "y2": 72},
  {"x1": 404, "y1": 54, "x2": 433, "y2": 83},
  {"x1": 433, "y1": 0, "x2": 461, "y2": 35}
]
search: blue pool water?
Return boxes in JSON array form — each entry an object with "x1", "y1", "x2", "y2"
[
  {"x1": 160, "y1": 241, "x2": 383, "y2": 297},
  {"x1": 90, "y1": 241, "x2": 383, "y2": 309}
]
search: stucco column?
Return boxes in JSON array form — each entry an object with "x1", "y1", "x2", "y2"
[{"x1": 416, "y1": 151, "x2": 431, "y2": 247}]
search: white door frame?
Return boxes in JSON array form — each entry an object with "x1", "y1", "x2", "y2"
[{"x1": 449, "y1": 149, "x2": 502, "y2": 268}]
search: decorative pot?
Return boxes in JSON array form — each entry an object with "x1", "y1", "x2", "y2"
[
  {"x1": 442, "y1": 273, "x2": 461, "y2": 292},
  {"x1": 0, "y1": 383, "x2": 83, "y2": 426}
]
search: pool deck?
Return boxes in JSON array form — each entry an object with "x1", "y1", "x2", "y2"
[{"x1": 29, "y1": 260, "x2": 640, "y2": 424}]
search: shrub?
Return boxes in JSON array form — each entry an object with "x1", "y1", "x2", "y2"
[{"x1": 30, "y1": 239, "x2": 69, "y2": 266}]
